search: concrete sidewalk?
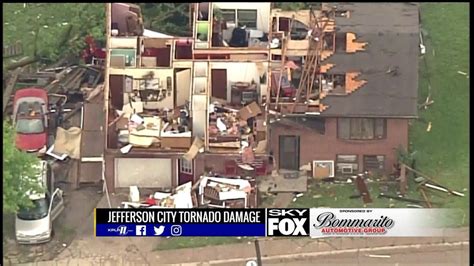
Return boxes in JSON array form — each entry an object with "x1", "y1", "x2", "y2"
[{"x1": 15, "y1": 228, "x2": 468, "y2": 266}]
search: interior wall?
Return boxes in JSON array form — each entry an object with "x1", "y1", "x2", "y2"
[
  {"x1": 110, "y1": 37, "x2": 138, "y2": 49},
  {"x1": 210, "y1": 62, "x2": 265, "y2": 102},
  {"x1": 109, "y1": 68, "x2": 174, "y2": 109},
  {"x1": 175, "y1": 69, "x2": 192, "y2": 106},
  {"x1": 213, "y1": 3, "x2": 271, "y2": 32}
]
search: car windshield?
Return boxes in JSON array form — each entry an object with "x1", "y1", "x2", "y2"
[
  {"x1": 16, "y1": 118, "x2": 44, "y2": 134},
  {"x1": 17, "y1": 198, "x2": 49, "y2": 220}
]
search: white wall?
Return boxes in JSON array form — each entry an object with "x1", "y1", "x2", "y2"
[
  {"x1": 109, "y1": 68, "x2": 174, "y2": 109},
  {"x1": 210, "y1": 62, "x2": 266, "y2": 102},
  {"x1": 213, "y1": 2, "x2": 271, "y2": 32},
  {"x1": 115, "y1": 158, "x2": 172, "y2": 188},
  {"x1": 110, "y1": 37, "x2": 138, "y2": 49}
]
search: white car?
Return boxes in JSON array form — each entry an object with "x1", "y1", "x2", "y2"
[{"x1": 15, "y1": 161, "x2": 65, "y2": 244}]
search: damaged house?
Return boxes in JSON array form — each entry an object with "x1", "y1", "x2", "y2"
[
  {"x1": 103, "y1": 3, "x2": 271, "y2": 207},
  {"x1": 102, "y1": 2, "x2": 419, "y2": 205},
  {"x1": 268, "y1": 3, "x2": 419, "y2": 179}
]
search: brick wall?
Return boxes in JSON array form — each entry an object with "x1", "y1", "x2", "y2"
[{"x1": 269, "y1": 118, "x2": 409, "y2": 175}]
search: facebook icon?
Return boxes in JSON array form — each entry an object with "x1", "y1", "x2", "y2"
[{"x1": 135, "y1": 225, "x2": 147, "y2": 236}]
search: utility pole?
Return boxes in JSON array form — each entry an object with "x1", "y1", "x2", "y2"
[{"x1": 254, "y1": 239, "x2": 262, "y2": 266}]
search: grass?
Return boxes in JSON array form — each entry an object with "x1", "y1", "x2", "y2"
[
  {"x1": 291, "y1": 179, "x2": 422, "y2": 208},
  {"x1": 155, "y1": 236, "x2": 251, "y2": 251},
  {"x1": 410, "y1": 3, "x2": 469, "y2": 226}
]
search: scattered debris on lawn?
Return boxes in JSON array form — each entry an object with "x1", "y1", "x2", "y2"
[
  {"x1": 402, "y1": 164, "x2": 465, "y2": 198},
  {"x1": 354, "y1": 175, "x2": 372, "y2": 203},
  {"x1": 423, "y1": 183, "x2": 465, "y2": 197},
  {"x1": 418, "y1": 187, "x2": 433, "y2": 208},
  {"x1": 426, "y1": 121, "x2": 432, "y2": 132},
  {"x1": 406, "y1": 204, "x2": 423, "y2": 208},
  {"x1": 367, "y1": 254, "x2": 391, "y2": 258},
  {"x1": 378, "y1": 193, "x2": 438, "y2": 206}
]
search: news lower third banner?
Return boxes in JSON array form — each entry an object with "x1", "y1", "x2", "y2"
[{"x1": 94, "y1": 208, "x2": 454, "y2": 237}]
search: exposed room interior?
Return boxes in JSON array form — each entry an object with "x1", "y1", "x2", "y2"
[
  {"x1": 110, "y1": 3, "x2": 144, "y2": 37},
  {"x1": 106, "y1": 68, "x2": 192, "y2": 152},
  {"x1": 194, "y1": 2, "x2": 271, "y2": 49},
  {"x1": 210, "y1": 62, "x2": 267, "y2": 105},
  {"x1": 206, "y1": 62, "x2": 268, "y2": 156},
  {"x1": 141, "y1": 38, "x2": 173, "y2": 68}
]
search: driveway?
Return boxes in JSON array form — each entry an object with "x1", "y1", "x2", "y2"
[{"x1": 3, "y1": 185, "x2": 103, "y2": 265}]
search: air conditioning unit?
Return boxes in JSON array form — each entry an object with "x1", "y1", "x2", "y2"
[{"x1": 341, "y1": 164, "x2": 354, "y2": 174}]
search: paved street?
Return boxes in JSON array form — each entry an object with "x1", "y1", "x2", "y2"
[{"x1": 264, "y1": 242, "x2": 469, "y2": 266}]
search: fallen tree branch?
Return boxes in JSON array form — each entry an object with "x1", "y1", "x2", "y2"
[{"x1": 5, "y1": 56, "x2": 39, "y2": 71}]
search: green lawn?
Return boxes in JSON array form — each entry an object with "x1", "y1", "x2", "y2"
[
  {"x1": 155, "y1": 236, "x2": 251, "y2": 251},
  {"x1": 410, "y1": 3, "x2": 469, "y2": 225}
]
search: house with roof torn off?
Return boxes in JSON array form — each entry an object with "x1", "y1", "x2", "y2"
[{"x1": 101, "y1": 2, "x2": 420, "y2": 206}]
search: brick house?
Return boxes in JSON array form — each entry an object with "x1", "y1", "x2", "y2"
[{"x1": 102, "y1": 2, "x2": 419, "y2": 195}]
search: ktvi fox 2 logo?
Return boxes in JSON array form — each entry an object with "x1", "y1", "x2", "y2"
[{"x1": 267, "y1": 209, "x2": 310, "y2": 236}]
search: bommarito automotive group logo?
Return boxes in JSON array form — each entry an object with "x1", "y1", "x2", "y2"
[
  {"x1": 313, "y1": 210, "x2": 395, "y2": 235},
  {"x1": 309, "y1": 208, "x2": 452, "y2": 238}
]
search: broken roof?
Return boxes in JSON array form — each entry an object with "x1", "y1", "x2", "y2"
[{"x1": 321, "y1": 3, "x2": 419, "y2": 118}]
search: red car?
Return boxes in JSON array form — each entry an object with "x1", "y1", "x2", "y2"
[{"x1": 12, "y1": 87, "x2": 49, "y2": 152}]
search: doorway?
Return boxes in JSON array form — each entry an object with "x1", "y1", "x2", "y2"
[
  {"x1": 279, "y1": 135, "x2": 300, "y2": 170},
  {"x1": 178, "y1": 159, "x2": 194, "y2": 185},
  {"x1": 175, "y1": 68, "x2": 191, "y2": 107},
  {"x1": 211, "y1": 69, "x2": 227, "y2": 100}
]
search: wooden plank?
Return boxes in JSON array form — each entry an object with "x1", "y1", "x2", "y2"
[
  {"x1": 399, "y1": 164, "x2": 407, "y2": 195},
  {"x1": 3, "y1": 67, "x2": 23, "y2": 114},
  {"x1": 418, "y1": 187, "x2": 432, "y2": 208}
]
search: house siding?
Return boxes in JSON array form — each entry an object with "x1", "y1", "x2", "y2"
[{"x1": 270, "y1": 118, "x2": 409, "y2": 175}]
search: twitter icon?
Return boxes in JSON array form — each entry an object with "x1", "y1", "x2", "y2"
[{"x1": 154, "y1": 225, "x2": 165, "y2": 236}]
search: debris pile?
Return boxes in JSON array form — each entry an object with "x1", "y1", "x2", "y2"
[
  {"x1": 122, "y1": 182, "x2": 194, "y2": 209},
  {"x1": 197, "y1": 176, "x2": 256, "y2": 208}
]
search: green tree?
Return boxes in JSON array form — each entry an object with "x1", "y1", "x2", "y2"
[
  {"x1": 3, "y1": 121, "x2": 43, "y2": 213},
  {"x1": 140, "y1": 3, "x2": 191, "y2": 36},
  {"x1": 274, "y1": 2, "x2": 321, "y2": 11},
  {"x1": 3, "y1": 3, "x2": 105, "y2": 64}
]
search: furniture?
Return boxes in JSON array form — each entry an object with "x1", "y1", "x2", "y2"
[{"x1": 230, "y1": 82, "x2": 258, "y2": 106}]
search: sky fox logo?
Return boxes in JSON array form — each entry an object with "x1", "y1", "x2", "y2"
[{"x1": 267, "y1": 209, "x2": 309, "y2": 236}]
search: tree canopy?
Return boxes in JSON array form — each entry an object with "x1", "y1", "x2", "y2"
[
  {"x1": 3, "y1": 3, "x2": 106, "y2": 64},
  {"x1": 3, "y1": 121, "x2": 43, "y2": 213},
  {"x1": 139, "y1": 3, "x2": 191, "y2": 37}
]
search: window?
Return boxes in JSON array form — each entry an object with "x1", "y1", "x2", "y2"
[
  {"x1": 336, "y1": 155, "x2": 358, "y2": 176},
  {"x1": 363, "y1": 155, "x2": 385, "y2": 174},
  {"x1": 221, "y1": 9, "x2": 236, "y2": 24},
  {"x1": 180, "y1": 159, "x2": 193, "y2": 174},
  {"x1": 237, "y1": 10, "x2": 257, "y2": 28},
  {"x1": 338, "y1": 118, "x2": 386, "y2": 140},
  {"x1": 16, "y1": 118, "x2": 44, "y2": 134}
]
